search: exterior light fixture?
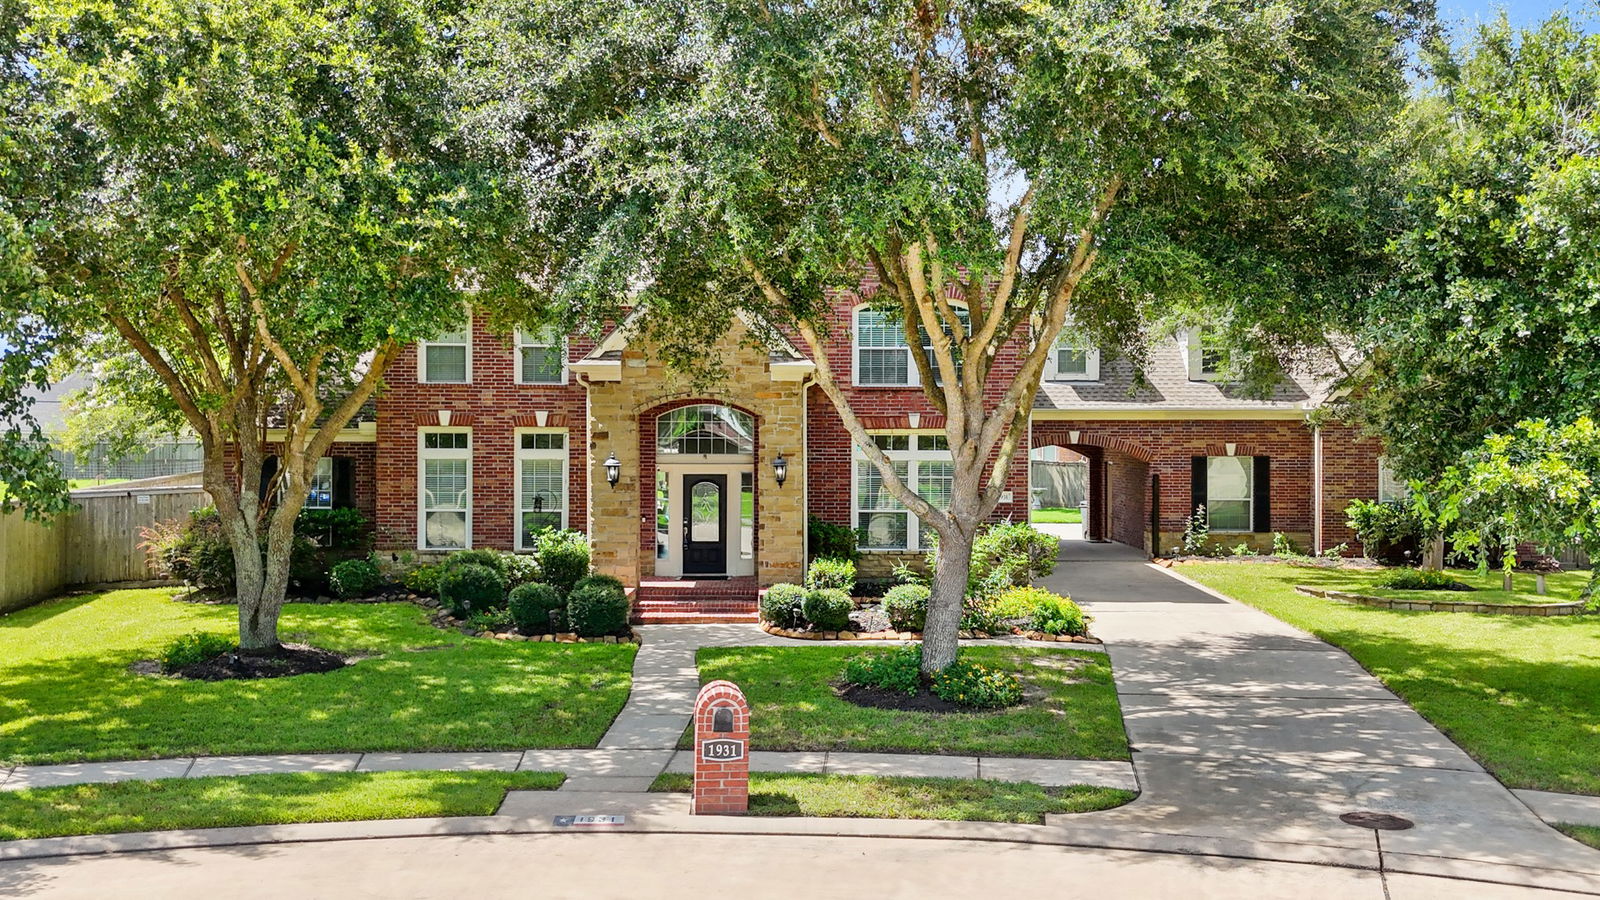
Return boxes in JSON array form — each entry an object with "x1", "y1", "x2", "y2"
[
  {"x1": 773, "y1": 453, "x2": 788, "y2": 487},
  {"x1": 604, "y1": 453, "x2": 621, "y2": 487}
]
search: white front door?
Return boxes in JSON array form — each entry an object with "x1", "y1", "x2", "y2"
[{"x1": 655, "y1": 463, "x2": 754, "y2": 578}]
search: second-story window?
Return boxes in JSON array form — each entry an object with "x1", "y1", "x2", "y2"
[
  {"x1": 517, "y1": 326, "x2": 566, "y2": 384},
  {"x1": 421, "y1": 320, "x2": 471, "y2": 384},
  {"x1": 854, "y1": 306, "x2": 968, "y2": 387},
  {"x1": 1048, "y1": 327, "x2": 1101, "y2": 381},
  {"x1": 1185, "y1": 330, "x2": 1229, "y2": 381}
]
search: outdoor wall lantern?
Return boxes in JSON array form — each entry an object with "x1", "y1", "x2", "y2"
[
  {"x1": 604, "y1": 453, "x2": 621, "y2": 487},
  {"x1": 773, "y1": 453, "x2": 788, "y2": 487}
]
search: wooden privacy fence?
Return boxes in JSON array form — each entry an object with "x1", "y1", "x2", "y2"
[
  {"x1": 1030, "y1": 460, "x2": 1088, "y2": 509},
  {"x1": 0, "y1": 486, "x2": 207, "y2": 615}
]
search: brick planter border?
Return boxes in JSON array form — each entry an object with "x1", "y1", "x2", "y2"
[
  {"x1": 758, "y1": 622, "x2": 1102, "y2": 644},
  {"x1": 1295, "y1": 586, "x2": 1589, "y2": 616}
]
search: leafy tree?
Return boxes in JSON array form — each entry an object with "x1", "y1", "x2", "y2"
[
  {"x1": 1354, "y1": 14, "x2": 1600, "y2": 481},
  {"x1": 0, "y1": 0, "x2": 529, "y2": 648},
  {"x1": 464, "y1": 0, "x2": 1422, "y2": 670},
  {"x1": 1425, "y1": 417, "x2": 1600, "y2": 606}
]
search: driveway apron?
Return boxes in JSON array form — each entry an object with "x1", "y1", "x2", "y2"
[{"x1": 1039, "y1": 538, "x2": 1600, "y2": 872}]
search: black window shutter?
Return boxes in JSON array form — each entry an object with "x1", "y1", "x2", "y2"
[
  {"x1": 332, "y1": 457, "x2": 356, "y2": 509},
  {"x1": 1190, "y1": 456, "x2": 1207, "y2": 515},
  {"x1": 258, "y1": 455, "x2": 280, "y2": 504},
  {"x1": 1253, "y1": 455, "x2": 1272, "y2": 533}
]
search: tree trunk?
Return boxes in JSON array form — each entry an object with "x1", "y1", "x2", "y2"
[{"x1": 922, "y1": 525, "x2": 974, "y2": 673}]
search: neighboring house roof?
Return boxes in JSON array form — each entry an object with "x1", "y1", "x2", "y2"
[
  {"x1": 1033, "y1": 336, "x2": 1339, "y2": 417},
  {"x1": 15, "y1": 374, "x2": 89, "y2": 433}
]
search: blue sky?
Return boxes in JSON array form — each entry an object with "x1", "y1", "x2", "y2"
[{"x1": 1446, "y1": 0, "x2": 1594, "y2": 31}]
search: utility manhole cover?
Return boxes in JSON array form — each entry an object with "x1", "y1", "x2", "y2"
[{"x1": 1340, "y1": 811, "x2": 1415, "y2": 831}]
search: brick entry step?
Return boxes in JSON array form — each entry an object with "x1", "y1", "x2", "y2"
[{"x1": 630, "y1": 579, "x2": 760, "y2": 625}]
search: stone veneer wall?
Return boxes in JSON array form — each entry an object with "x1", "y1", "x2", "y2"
[{"x1": 585, "y1": 317, "x2": 807, "y2": 588}]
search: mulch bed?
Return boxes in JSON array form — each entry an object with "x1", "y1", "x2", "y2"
[
  {"x1": 171, "y1": 644, "x2": 352, "y2": 681},
  {"x1": 835, "y1": 681, "x2": 967, "y2": 714}
]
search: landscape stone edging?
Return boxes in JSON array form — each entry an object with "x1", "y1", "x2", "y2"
[
  {"x1": 1294, "y1": 586, "x2": 1589, "y2": 616},
  {"x1": 758, "y1": 622, "x2": 1101, "y2": 644}
]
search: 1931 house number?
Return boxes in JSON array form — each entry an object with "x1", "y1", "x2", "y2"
[{"x1": 701, "y1": 738, "x2": 745, "y2": 761}]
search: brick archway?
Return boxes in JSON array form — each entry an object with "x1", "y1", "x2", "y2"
[{"x1": 1031, "y1": 425, "x2": 1155, "y2": 551}]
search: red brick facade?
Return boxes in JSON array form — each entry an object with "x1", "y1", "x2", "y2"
[
  {"x1": 373, "y1": 319, "x2": 592, "y2": 552},
  {"x1": 281, "y1": 285, "x2": 1388, "y2": 571}
]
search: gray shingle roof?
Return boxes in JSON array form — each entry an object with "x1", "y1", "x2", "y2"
[{"x1": 1033, "y1": 337, "x2": 1337, "y2": 413}]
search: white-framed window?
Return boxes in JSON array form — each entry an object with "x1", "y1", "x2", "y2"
[
  {"x1": 853, "y1": 306, "x2": 970, "y2": 386},
  {"x1": 1047, "y1": 327, "x2": 1101, "y2": 381},
  {"x1": 419, "y1": 429, "x2": 471, "y2": 549},
  {"x1": 420, "y1": 318, "x2": 471, "y2": 384},
  {"x1": 1205, "y1": 456, "x2": 1253, "y2": 532},
  {"x1": 515, "y1": 326, "x2": 566, "y2": 385},
  {"x1": 1185, "y1": 330, "x2": 1229, "y2": 382},
  {"x1": 516, "y1": 429, "x2": 568, "y2": 549},
  {"x1": 854, "y1": 433, "x2": 954, "y2": 550},
  {"x1": 304, "y1": 457, "x2": 335, "y2": 509},
  {"x1": 1377, "y1": 457, "x2": 1410, "y2": 503}
]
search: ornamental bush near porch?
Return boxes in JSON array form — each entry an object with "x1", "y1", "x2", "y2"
[
  {"x1": 566, "y1": 575, "x2": 629, "y2": 636},
  {"x1": 760, "y1": 583, "x2": 808, "y2": 629},
  {"x1": 882, "y1": 584, "x2": 930, "y2": 632},
  {"x1": 802, "y1": 588, "x2": 852, "y2": 632},
  {"x1": 509, "y1": 582, "x2": 566, "y2": 634}
]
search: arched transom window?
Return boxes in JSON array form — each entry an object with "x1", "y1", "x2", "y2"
[{"x1": 656, "y1": 405, "x2": 755, "y2": 456}]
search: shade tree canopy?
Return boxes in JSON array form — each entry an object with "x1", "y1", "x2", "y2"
[
  {"x1": 0, "y1": 0, "x2": 535, "y2": 647},
  {"x1": 462, "y1": 0, "x2": 1425, "y2": 669}
]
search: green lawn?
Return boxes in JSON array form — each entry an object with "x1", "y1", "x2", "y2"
[
  {"x1": 0, "y1": 589, "x2": 636, "y2": 766},
  {"x1": 649, "y1": 771, "x2": 1132, "y2": 823},
  {"x1": 1179, "y1": 562, "x2": 1600, "y2": 794},
  {"x1": 1031, "y1": 507, "x2": 1082, "y2": 524},
  {"x1": 690, "y1": 645, "x2": 1129, "y2": 759},
  {"x1": 1558, "y1": 824, "x2": 1600, "y2": 851},
  {"x1": 1290, "y1": 563, "x2": 1593, "y2": 605},
  {"x1": 0, "y1": 770, "x2": 563, "y2": 841}
]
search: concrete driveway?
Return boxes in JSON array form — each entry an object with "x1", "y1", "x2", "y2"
[{"x1": 1040, "y1": 539, "x2": 1600, "y2": 878}]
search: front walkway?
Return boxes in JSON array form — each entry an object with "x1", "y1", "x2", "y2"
[{"x1": 1039, "y1": 539, "x2": 1600, "y2": 878}]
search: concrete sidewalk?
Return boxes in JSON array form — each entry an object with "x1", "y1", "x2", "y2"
[{"x1": 1040, "y1": 539, "x2": 1600, "y2": 875}]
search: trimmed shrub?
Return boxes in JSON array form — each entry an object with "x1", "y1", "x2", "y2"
[
  {"x1": 1028, "y1": 594, "x2": 1089, "y2": 636},
  {"x1": 882, "y1": 584, "x2": 930, "y2": 632},
  {"x1": 404, "y1": 563, "x2": 444, "y2": 597},
  {"x1": 970, "y1": 522, "x2": 1058, "y2": 588},
  {"x1": 991, "y1": 585, "x2": 1055, "y2": 620},
  {"x1": 843, "y1": 647, "x2": 922, "y2": 695},
  {"x1": 500, "y1": 552, "x2": 542, "y2": 588},
  {"x1": 329, "y1": 558, "x2": 383, "y2": 598},
  {"x1": 438, "y1": 563, "x2": 508, "y2": 617},
  {"x1": 443, "y1": 549, "x2": 507, "y2": 575},
  {"x1": 1375, "y1": 568, "x2": 1475, "y2": 591},
  {"x1": 930, "y1": 657, "x2": 1024, "y2": 708},
  {"x1": 160, "y1": 631, "x2": 235, "y2": 673},
  {"x1": 567, "y1": 576, "x2": 630, "y2": 637},
  {"x1": 537, "y1": 529, "x2": 591, "y2": 596},
  {"x1": 294, "y1": 508, "x2": 370, "y2": 553},
  {"x1": 1345, "y1": 498, "x2": 1429, "y2": 561},
  {"x1": 802, "y1": 588, "x2": 852, "y2": 632},
  {"x1": 153, "y1": 508, "x2": 236, "y2": 590},
  {"x1": 509, "y1": 582, "x2": 566, "y2": 634},
  {"x1": 808, "y1": 515, "x2": 861, "y2": 562},
  {"x1": 759, "y1": 583, "x2": 807, "y2": 629},
  {"x1": 805, "y1": 557, "x2": 856, "y2": 593}
]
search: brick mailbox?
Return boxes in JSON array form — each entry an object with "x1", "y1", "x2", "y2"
[{"x1": 692, "y1": 680, "x2": 750, "y2": 815}]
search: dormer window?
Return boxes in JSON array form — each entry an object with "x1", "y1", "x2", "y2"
[
  {"x1": 854, "y1": 306, "x2": 969, "y2": 387},
  {"x1": 1047, "y1": 328, "x2": 1101, "y2": 381},
  {"x1": 1185, "y1": 330, "x2": 1229, "y2": 382}
]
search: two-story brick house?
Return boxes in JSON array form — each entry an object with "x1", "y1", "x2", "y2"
[{"x1": 297, "y1": 286, "x2": 1389, "y2": 621}]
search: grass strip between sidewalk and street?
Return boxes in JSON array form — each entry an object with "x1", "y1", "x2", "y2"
[
  {"x1": 0, "y1": 770, "x2": 564, "y2": 841},
  {"x1": 1557, "y1": 824, "x2": 1600, "y2": 851},
  {"x1": 649, "y1": 771, "x2": 1133, "y2": 824},
  {"x1": 689, "y1": 645, "x2": 1129, "y2": 759},
  {"x1": 1178, "y1": 561, "x2": 1600, "y2": 795}
]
